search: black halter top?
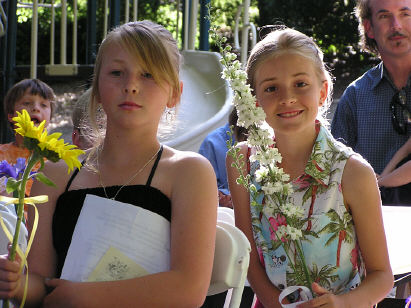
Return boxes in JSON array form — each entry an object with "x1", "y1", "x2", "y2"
[{"x1": 52, "y1": 146, "x2": 171, "y2": 277}]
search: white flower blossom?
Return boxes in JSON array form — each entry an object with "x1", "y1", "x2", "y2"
[
  {"x1": 281, "y1": 172, "x2": 290, "y2": 182},
  {"x1": 230, "y1": 79, "x2": 247, "y2": 92},
  {"x1": 286, "y1": 225, "x2": 303, "y2": 240},
  {"x1": 262, "y1": 181, "x2": 283, "y2": 195},
  {"x1": 250, "y1": 147, "x2": 282, "y2": 166},
  {"x1": 268, "y1": 166, "x2": 290, "y2": 183},
  {"x1": 263, "y1": 197, "x2": 276, "y2": 213},
  {"x1": 282, "y1": 182, "x2": 294, "y2": 195},
  {"x1": 277, "y1": 225, "x2": 288, "y2": 239},
  {"x1": 237, "y1": 109, "x2": 259, "y2": 128},
  {"x1": 218, "y1": 29, "x2": 300, "y2": 234},
  {"x1": 280, "y1": 203, "x2": 304, "y2": 218},
  {"x1": 293, "y1": 205, "x2": 305, "y2": 218},
  {"x1": 247, "y1": 129, "x2": 273, "y2": 147},
  {"x1": 255, "y1": 166, "x2": 269, "y2": 183}
]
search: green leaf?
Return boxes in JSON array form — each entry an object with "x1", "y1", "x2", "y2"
[
  {"x1": 39, "y1": 158, "x2": 45, "y2": 171},
  {"x1": 6, "y1": 178, "x2": 20, "y2": 194},
  {"x1": 34, "y1": 172, "x2": 56, "y2": 187}
]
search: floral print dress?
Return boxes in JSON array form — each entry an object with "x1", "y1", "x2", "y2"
[{"x1": 250, "y1": 125, "x2": 365, "y2": 300}]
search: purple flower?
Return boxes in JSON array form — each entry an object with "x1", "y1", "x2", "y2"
[{"x1": 0, "y1": 158, "x2": 26, "y2": 180}]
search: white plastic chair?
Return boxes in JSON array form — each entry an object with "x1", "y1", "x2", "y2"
[
  {"x1": 217, "y1": 206, "x2": 252, "y2": 292},
  {"x1": 218, "y1": 207, "x2": 235, "y2": 217},
  {"x1": 208, "y1": 220, "x2": 251, "y2": 308},
  {"x1": 217, "y1": 207, "x2": 235, "y2": 225}
]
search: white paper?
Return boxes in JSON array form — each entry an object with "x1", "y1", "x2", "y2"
[
  {"x1": 61, "y1": 194, "x2": 170, "y2": 282},
  {"x1": 87, "y1": 246, "x2": 149, "y2": 282},
  {"x1": 382, "y1": 206, "x2": 411, "y2": 275}
]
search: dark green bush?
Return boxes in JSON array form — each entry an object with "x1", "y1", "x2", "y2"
[{"x1": 256, "y1": 0, "x2": 378, "y2": 81}]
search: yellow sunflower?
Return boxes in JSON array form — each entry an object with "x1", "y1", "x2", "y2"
[
  {"x1": 60, "y1": 146, "x2": 84, "y2": 173},
  {"x1": 12, "y1": 109, "x2": 46, "y2": 140},
  {"x1": 12, "y1": 109, "x2": 85, "y2": 173},
  {"x1": 38, "y1": 134, "x2": 84, "y2": 173}
]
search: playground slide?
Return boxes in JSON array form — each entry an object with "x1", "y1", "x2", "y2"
[{"x1": 159, "y1": 50, "x2": 233, "y2": 152}]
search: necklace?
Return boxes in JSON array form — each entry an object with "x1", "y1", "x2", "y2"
[{"x1": 97, "y1": 145, "x2": 162, "y2": 200}]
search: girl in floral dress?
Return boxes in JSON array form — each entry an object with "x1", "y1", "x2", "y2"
[{"x1": 227, "y1": 27, "x2": 393, "y2": 308}]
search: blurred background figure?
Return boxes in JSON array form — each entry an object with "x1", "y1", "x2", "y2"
[
  {"x1": 199, "y1": 108, "x2": 247, "y2": 208},
  {"x1": 71, "y1": 88, "x2": 93, "y2": 151}
]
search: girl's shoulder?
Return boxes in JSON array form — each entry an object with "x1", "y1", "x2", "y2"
[
  {"x1": 162, "y1": 146, "x2": 214, "y2": 172},
  {"x1": 159, "y1": 146, "x2": 217, "y2": 196},
  {"x1": 226, "y1": 141, "x2": 250, "y2": 159},
  {"x1": 341, "y1": 154, "x2": 377, "y2": 205},
  {"x1": 236, "y1": 141, "x2": 249, "y2": 151},
  {"x1": 225, "y1": 141, "x2": 250, "y2": 176},
  {"x1": 343, "y1": 154, "x2": 374, "y2": 180}
]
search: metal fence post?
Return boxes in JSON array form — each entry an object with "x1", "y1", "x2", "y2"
[
  {"x1": 0, "y1": 0, "x2": 17, "y2": 143},
  {"x1": 199, "y1": 0, "x2": 210, "y2": 51}
]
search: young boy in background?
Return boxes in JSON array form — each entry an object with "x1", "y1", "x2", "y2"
[
  {"x1": 0, "y1": 78, "x2": 55, "y2": 258},
  {"x1": 0, "y1": 78, "x2": 55, "y2": 195}
]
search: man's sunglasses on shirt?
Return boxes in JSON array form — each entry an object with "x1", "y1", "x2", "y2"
[{"x1": 390, "y1": 90, "x2": 411, "y2": 135}]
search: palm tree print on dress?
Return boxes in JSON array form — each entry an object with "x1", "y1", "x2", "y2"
[{"x1": 319, "y1": 209, "x2": 355, "y2": 267}]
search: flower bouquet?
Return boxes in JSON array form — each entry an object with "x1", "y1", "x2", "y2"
[
  {"x1": 209, "y1": 22, "x2": 314, "y2": 307},
  {"x1": 0, "y1": 109, "x2": 84, "y2": 308}
]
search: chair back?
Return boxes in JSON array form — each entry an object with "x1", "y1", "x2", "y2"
[
  {"x1": 217, "y1": 207, "x2": 235, "y2": 225},
  {"x1": 207, "y1": 220, "x2": 251, "y2": 308}
]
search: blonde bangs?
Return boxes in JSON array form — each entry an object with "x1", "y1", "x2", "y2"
[{"x1": 118, "y1": 30, "x2": 180, "y2": 99}]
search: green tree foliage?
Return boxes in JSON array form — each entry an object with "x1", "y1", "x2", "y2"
[
  {"x1": 16, "y1": 0, "x2": 88, "y2": 65},
  {"x1": 256, "y1": 0, "x2": 378, "y2": 81},
  {"x1": 208, "y1": 0, "x2": 259, "y2": 52},
  {"x1": 15, "y1": 0, "x2": 167, "y2": 65},
  {"x1": 15, "y1": 0, "x2": 259, "y2": 64}
]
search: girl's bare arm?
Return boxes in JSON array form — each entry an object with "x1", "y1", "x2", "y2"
[{"x1": 227, "y1": 144, "x2": 284, "y2": 308}]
